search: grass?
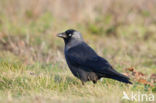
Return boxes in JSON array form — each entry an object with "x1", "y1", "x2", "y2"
[
  {"x1": 0, "y1": 0, "x2": 156, "y2": 103},
  {"x1": 0, "y1": 59, "x2": 155, "y2": 103},
  {"x1": 0, "y1": 34, "x2": 155, "y2": 103}
]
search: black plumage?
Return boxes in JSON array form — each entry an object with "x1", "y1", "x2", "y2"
[{"x1": 57, "y1": 29, "x2": 132, "y2": 85}]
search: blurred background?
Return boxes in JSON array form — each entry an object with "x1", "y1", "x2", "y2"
[
  {"x1": 0, "y1": 0, "x2": 156, "y2": 102},
  {"x1": 0, "y1": 0, "x2": 156, "y2": 66}
]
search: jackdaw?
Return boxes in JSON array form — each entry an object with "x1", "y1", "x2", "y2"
[{"x1": 57, "y1": 29, "x2": 132, "y2": 85}]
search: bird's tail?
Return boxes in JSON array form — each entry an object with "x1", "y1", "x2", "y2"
[{"x1": 106, "y1": 74, "x2": 132, "y2": 84}]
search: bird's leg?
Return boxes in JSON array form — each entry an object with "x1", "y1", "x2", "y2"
[
  {"x1": 92, "y1": 80, "x2": 97, "y2": 84},
  {"x1": 81, "y1": 81, "x2": 85, "y2": 85}
]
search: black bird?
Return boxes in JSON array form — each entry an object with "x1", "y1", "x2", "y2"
[{"x1": 57, "y1": 29, "x2": 132, "y2": 85}]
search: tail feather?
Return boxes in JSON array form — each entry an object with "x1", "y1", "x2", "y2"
[
  {"x1": 111, "y1": 76, "x2": 132, "y2": 84},
  {"x1": 105, "y1": 75, "x2": 132, "y2": 84}
]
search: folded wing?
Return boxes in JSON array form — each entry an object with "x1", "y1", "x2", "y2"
[{"x1": 66, "y1": 42, "x2": 132, "y2": 84}]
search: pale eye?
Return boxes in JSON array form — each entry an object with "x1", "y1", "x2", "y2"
[{"x1": 69, "y1": 34, "x2": 72, "y2": 36}]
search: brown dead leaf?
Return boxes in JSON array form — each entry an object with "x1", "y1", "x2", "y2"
[
  {"x1": 137, "y1": 78, "x2": 154, "y2": 87},
  {"x1": 131, "y1": 70, "x2": 145, "y2": 80},
  {"x1": 138, "y1": 78, "x2": 148, "y2": 84},
  {"x1": 150, "y1": 74, "x2": 156, "y2": 83},
  {"x1": 125, "y1": 67, "x2": 154, "y2": 87},
  {"x1": 150, "y1": 74, "x2": 156, "y2": 79},
  {"x1": 138, "y1": 72, "x2": 145, "y2": 76},
  {"x1": 126, "y1": 67, "x2": 134, "y2": 72}
]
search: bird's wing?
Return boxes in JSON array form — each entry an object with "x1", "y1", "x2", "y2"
[{"x1": 66, "y1": 42, "x2": 128, "y2": 78}]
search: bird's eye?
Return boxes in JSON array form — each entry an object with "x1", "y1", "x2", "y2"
[{"x1": 69, "y1": 34, "x2": 72, "y2": 36}]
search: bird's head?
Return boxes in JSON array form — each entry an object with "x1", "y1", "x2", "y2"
[{"x1": 57, "y1": 29, "x2": 83, "y2": 44}]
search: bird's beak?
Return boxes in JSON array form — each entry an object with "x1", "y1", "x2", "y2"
[{"x1": 57, "y1": 32, "x2": 67, "y2": 38}]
